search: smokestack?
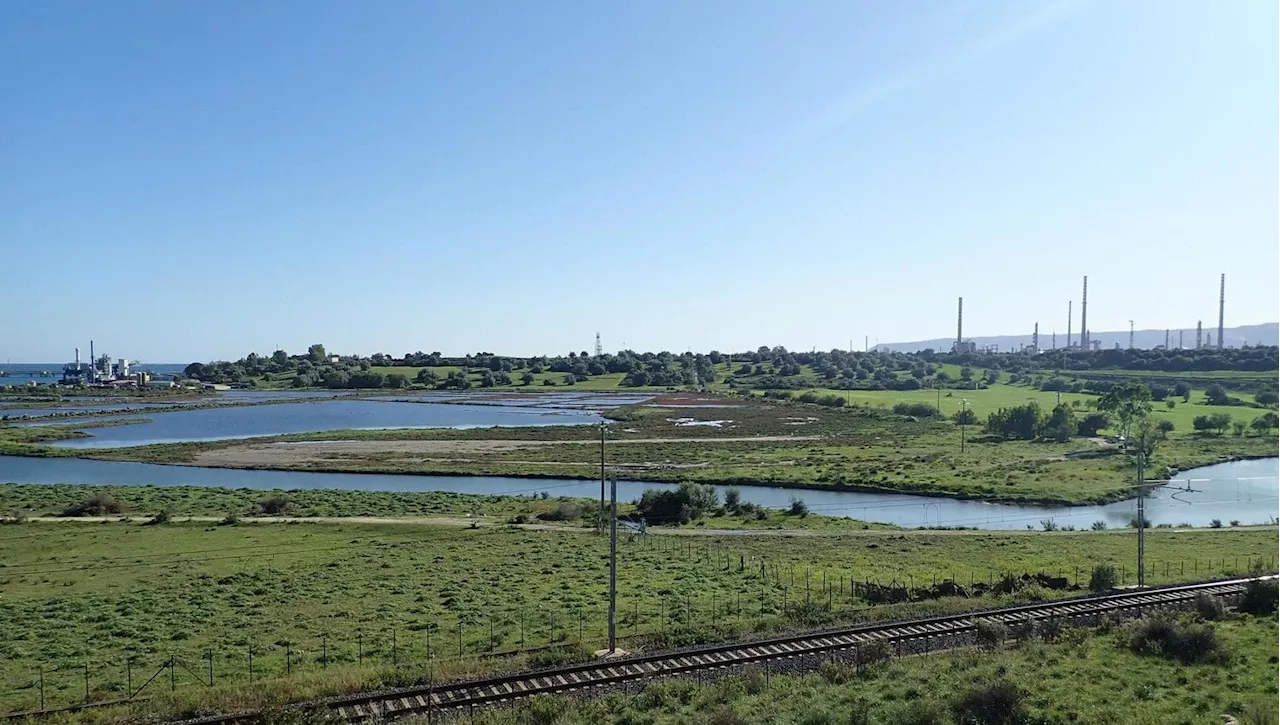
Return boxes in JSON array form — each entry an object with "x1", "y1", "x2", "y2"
[
  {"x1": 75, "y1": 347, "x2": 80, "y2": 366},
  {"x1": 1067, "y1": 301, "x2": 1073, "y2": 348},
  {"x1": 1217, "y1": 274, "x2": 1225, "y2": 349},
  {"x1": 1196, "y1": 321, "x2": 1202, "y2": 349},
  {"x1": 1052, "y1": 332, "x2": 1056, "y2": 349},
  {"x1": 956, "y1": 297, "x2": 963, "y2": 346},
  {"x1": 1033, "y1": 322, "x2": 1039, "y2": 351},
  {"x1": 1129, "y1": 321, "x2": 1134, "y2": 349},
  {"x1": 1179, "y1": 330, "x2": 1183, "y2": 349},
  {"x1": 1164, "y1": 330, "x2": 1169, "y2": 349},
  {"x1": 1080, "y1": 276, "x2": 1088, "y2": 349}
]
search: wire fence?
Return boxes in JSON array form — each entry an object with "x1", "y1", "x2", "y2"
[{"x1": 6, "y1": 542, "x2": 1276, "y2": 716}]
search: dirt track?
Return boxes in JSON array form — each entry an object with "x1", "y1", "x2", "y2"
[{"x1": 191, "y1": 436, "x2": 819, "y2": 468}]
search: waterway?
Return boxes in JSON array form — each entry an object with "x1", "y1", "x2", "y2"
[
  {"x1": 0, "y1": 456, "x2": 1272, "y2": 530},
  {"x1": 45, "y1": 399, "x2": 604, "y2": 448}
]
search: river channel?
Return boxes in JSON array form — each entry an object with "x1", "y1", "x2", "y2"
[{"x1": 0, "y1": 456, "x2": 1273, "y2": 530}]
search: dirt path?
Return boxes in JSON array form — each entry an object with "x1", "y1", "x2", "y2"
[{"x1": 192, "y1": 436, "x2": 820, "y2": 467}]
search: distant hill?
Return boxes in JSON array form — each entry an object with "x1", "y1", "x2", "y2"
[{"x1": 877, "y1": 323, "x2": 1279, "y2": 353}]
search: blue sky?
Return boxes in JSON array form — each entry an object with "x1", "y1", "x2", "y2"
[{"x1": 2, "y1": 0, "x2": 1276, "y2": 362}]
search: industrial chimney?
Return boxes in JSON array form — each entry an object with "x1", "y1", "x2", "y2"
[
  {"x1": 1067, "y1": 301, "x2": 1073, "y2": 348},
  {"x1": 1217, "y1": 274, "x2": 1225, "y2": 349},
  {"x1": 956, "y1": 297, "x2": 963, "y2": 346},
  {"x1": 1079, "y1": 276, "x2": 1088, "y2": 349}
]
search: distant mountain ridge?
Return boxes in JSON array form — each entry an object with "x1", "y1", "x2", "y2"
[{"x1": 877, "y1": 323, "x2": 1279, "y2": 353}]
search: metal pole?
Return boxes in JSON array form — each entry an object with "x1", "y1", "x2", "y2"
[
  {"x1": 599, "y1": 422, "x2": 606, "y2": 534},
  {"x1": 1137, "y1": 453, "x2": 1146, "y2": 587},
  {"x1": 609, "y1": 476, "x2": 618, "y2": 653}
]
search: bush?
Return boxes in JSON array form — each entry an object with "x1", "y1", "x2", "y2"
[
  {"x1": 888, "y1": 700, "x2": 948, "y2": 725},
  {"x1": 1194, "y1": 593, "x2": 1225, "y2": 621},
  {"x1": 787, "y1": 497, "x2": 809, "y2": 517},
  {"x1": 974, "y1": 619, "x2": 1007, "y2": 650},
  {"x1": 1128, "y1": 617, "x2": 1227, "y2": 664},
  {"x1": 1089, "y1": 563, "x2": 1117, "y2": 592},
  {"x1": 536, "y1": 502, "x2": 584, "y2": 522},
  {"x1": 1076, "y1": 412, "x2": 1110, "y2": 436},
  {"x1": 952, "y1": 680, "x2": 1028, "y2": 725},
  {"x1": 61, "y1": 492, "x2": 123, "y2": 517},
  {"x1": 635, "y1": 483, "x2": 718, "y2": 525},
  {"x1": 723, "y1": 487, "x2": 742, "y2": 512},
  {"x1": 892, "y1": 402, "x2": 940, "y2": 418},
  {"x1": 1238, "y1": 578, "x2": 1278, "y2": 616},
  {"x1": 1210, "y1": 518, "x2": 1222, "y2": 528},
  {"x1": 218, "y1": 513, "x2": 240, "y2": 526},
  {"x1": 143, "y1": 510, "x2": 171, "y2": 526},
  {"x1": 1090, "y1": 520, "x2": 1107, "y2": 531},
  {"x1": 258, "y1": 495, "x2": 290, "y2": 515}
]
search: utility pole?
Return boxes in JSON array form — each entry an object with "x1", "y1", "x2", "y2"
[
  {"x1": 1137, "y1": 452, "x2": 1146, "y2": 587},
  {"x1": 608, "y1": 476, "x2": 618, "y2": 653},
  {"x1": 598, "y1": 423, "x2": 606, "y2": 534},
  {"x1": 959, "y1": 399, "x2": 968, "y2": 453}
]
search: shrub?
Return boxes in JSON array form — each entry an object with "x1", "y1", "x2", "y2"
[
  {"x1": 974, "y1": 619, "x2": 1006, "y2": 650},
  {"x1": 1089, "y1": 563, "x2": 1117, "y2": 592},
  {"x1": 1194, "y1": 593, "x2": 1225, "y2": 621},
  {"x1": 1210, "y1": 518, "x2": 1223, "y2": 528},
  {"x1": 952, "y1": 680, "x2": 1028, "y2": 725},
  {"x1": 1230, "y1": 520, "x2": 1240, "y2": 527},
  {"x1": 1238, "y1": 578, "x2": 1278, "y2": 616},
  {"x1": 635, "y1": 483, "x2": 718, "y2": 525},
  {"x1": 1090, "y1": 520, "x2": 1107, "y2": 531},
  {"x1": 143, "y1": 510, "x2": 171, "y2": 526},
  {"x1": 787, "y1": 497, "x2": 809, "y2": 517},
  {"x1": 258, "y1": 495, "x2": 290, "y2": 515},
  {"x1": 218, "y1": 513, "x2": 240, "y2": 526},
  {"x1": 536, "y1": 502, "x2": 583, "y2": 522},
  {"x1": 61, "y1": 492, "x2": 123, "y2": 517},
  {"x1": 1128, "y1": 617, "x2": 1227, "y2": 664},
  {"x1": 858, "y1": 639, "x2": 892, "y2": 668},
  {"x1": 723, "y1": 487, "x2": 742, "y2": 512},
  {"x1": 892, "y1": 402, "x2": 940, "y2": 418},
  {"x1": 889, "y1": 700, "x2": 947, "y2": 725}
]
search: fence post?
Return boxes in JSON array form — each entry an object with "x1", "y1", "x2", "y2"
[{"x1": 392, "y1": 629, "x2": 398, "y2": 666}]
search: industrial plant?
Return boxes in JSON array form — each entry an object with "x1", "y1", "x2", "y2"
[
  {"x1": 951, "y1": 274, "x2": 1233, "y2": 354},
  {"x1": 59, "y1": 340, "x2": 161, "y2": 387}
]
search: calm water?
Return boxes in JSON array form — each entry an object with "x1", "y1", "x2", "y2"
[
  {"x1": 0, "y1": 456, "x2": 1272, "y2": 530},
  {"x1": 49, "y1": 400, "x2": 603, "y2": 448}
]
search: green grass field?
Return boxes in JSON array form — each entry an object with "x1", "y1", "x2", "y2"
[
  {"x1": 0, "y1": 518, "x2": 1274, "y2": 717},
  {"x1": 470, "y1": 614, "x2": 1280, "y2": 725}
]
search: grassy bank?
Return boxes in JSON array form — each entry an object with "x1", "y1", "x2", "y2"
[{"x1": 0, "y1": 520, "x2": 1274, "y2": 715}]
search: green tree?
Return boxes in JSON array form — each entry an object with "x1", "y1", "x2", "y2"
[
  {"x1": 1040, "y1": 404, "x2": 1076, "y2": 442},
  {"x1": 415, "y1": 368, "x2": 439, "y2": 385},
  {"x1": 271, "y1": 349, "x2": 290, "y2": 367},
  {"x1": 1251, "y1": 412, "x2": 1279, "y2": 435},
  {"x1": 1155, "y1": 419, "x2": 1174, "y2": 438},
  {"x1": 1256, "y1": 390, "x2": 1279, "y2": 406},
  {"x1": 953, "y1": 408, "x2": 978, "y2": 426},
  {"x1": 521, "y1": 371, "x2": 536, "y2": 385},
  {"x1": 308, "y1": 344, "x2": 327, "y2": 363},
  {"x1": 1209, "y1": 413, "x2": 1232, "y2": 435},
  {"x1": 1076, "y1": 412, "x2": 1109, "y2": 436},
  {"x1": 1204, "y1": 384, "x2": 1230, "y2": 406},
  {"x1": 1098, "y1": 383, "x2": 1152, "y2": 440}
]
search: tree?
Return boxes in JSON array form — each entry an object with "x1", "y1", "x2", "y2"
[
  {"x1": 1076, "y1": 412, "x2": 1109, "y2": 436},
  {"x1": 1192, "y1": 415, "x2": 1213, "y2": 434},
  {"x1": 953, "y1": 408, "x2": 978, "y2": 426},
  {"x1": 1209, "y1": 413, "x2": 1232, "y2": 435},
  {"x1": 1098, "y1": 383, "x2": 1152, "y2": 440},
  {"x1": 1204, "y1": 384, "x2": 1230, "y2": 406},
  {"x1": 308, "y1": 344, "x2": 327, "y2": 363},
  {"x1": 1173, "y1": 382, "x2": 1191, "y2": 402},
  {"x1": 415, "y1": 368, "x2": 439, "y2": 385},
  {"x1": 985, "y1": 403, "x2": 1042, "y2": 440},
  {"x1": 1256, "y1": 390, "x2": 1279, "y2": 406},
  {"x1": 960, "y1": 365, "x2": 973, "y2": 381},
  {"x1": 271, "y1": 349, "x2": 290, "y2": 367},
  {"x1": 521, "y1": 371, "x2": 535, "y2": 386},
  {"x1": 385, "y1": 373, "x2": 409, "y2": 389},
  {"x1": 1232, "y1": 420, "x2": 1246, "y2": 436},
  {"x1": 1040, "y1": 404, "x2": 1076, "y2": 442},
  {"x1": 1155, "y1": 419, "x2": 1174, "y2": 438},
  {"x1": 1251, "y1": 412, "x2": 1278, "y2": 435}
]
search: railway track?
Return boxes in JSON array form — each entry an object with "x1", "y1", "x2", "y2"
[{"x1": 176, "y1": 576, "x2": 1268, "y2": 724}]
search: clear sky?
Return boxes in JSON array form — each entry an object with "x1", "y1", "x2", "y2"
[{"x1": 2, "y1": 0, "x2": 1276, "y2": 362}]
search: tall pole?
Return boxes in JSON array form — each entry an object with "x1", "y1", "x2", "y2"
[
  {"x1": 1217, "y1": 273, "x2": 1225, "y2": 349},
  {"x1": 608, "y1": 476, "x2": 618, "y2": 653},
  {"x1": 959, "y1": 399, "x2": 968, "y2": 453},
  {"x1": 599, "y1": 422, "x2": 606, "y2": 534},
  {"x1": 1079, "y1": 276, "x2": 1088, "y2": 350},
  {"x1": 1067, "y1": 301, "x2": 1072, "y2": 348},
  {"x1": 1137, "y1": 452, "x2": 1146, "y2": 587}
]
